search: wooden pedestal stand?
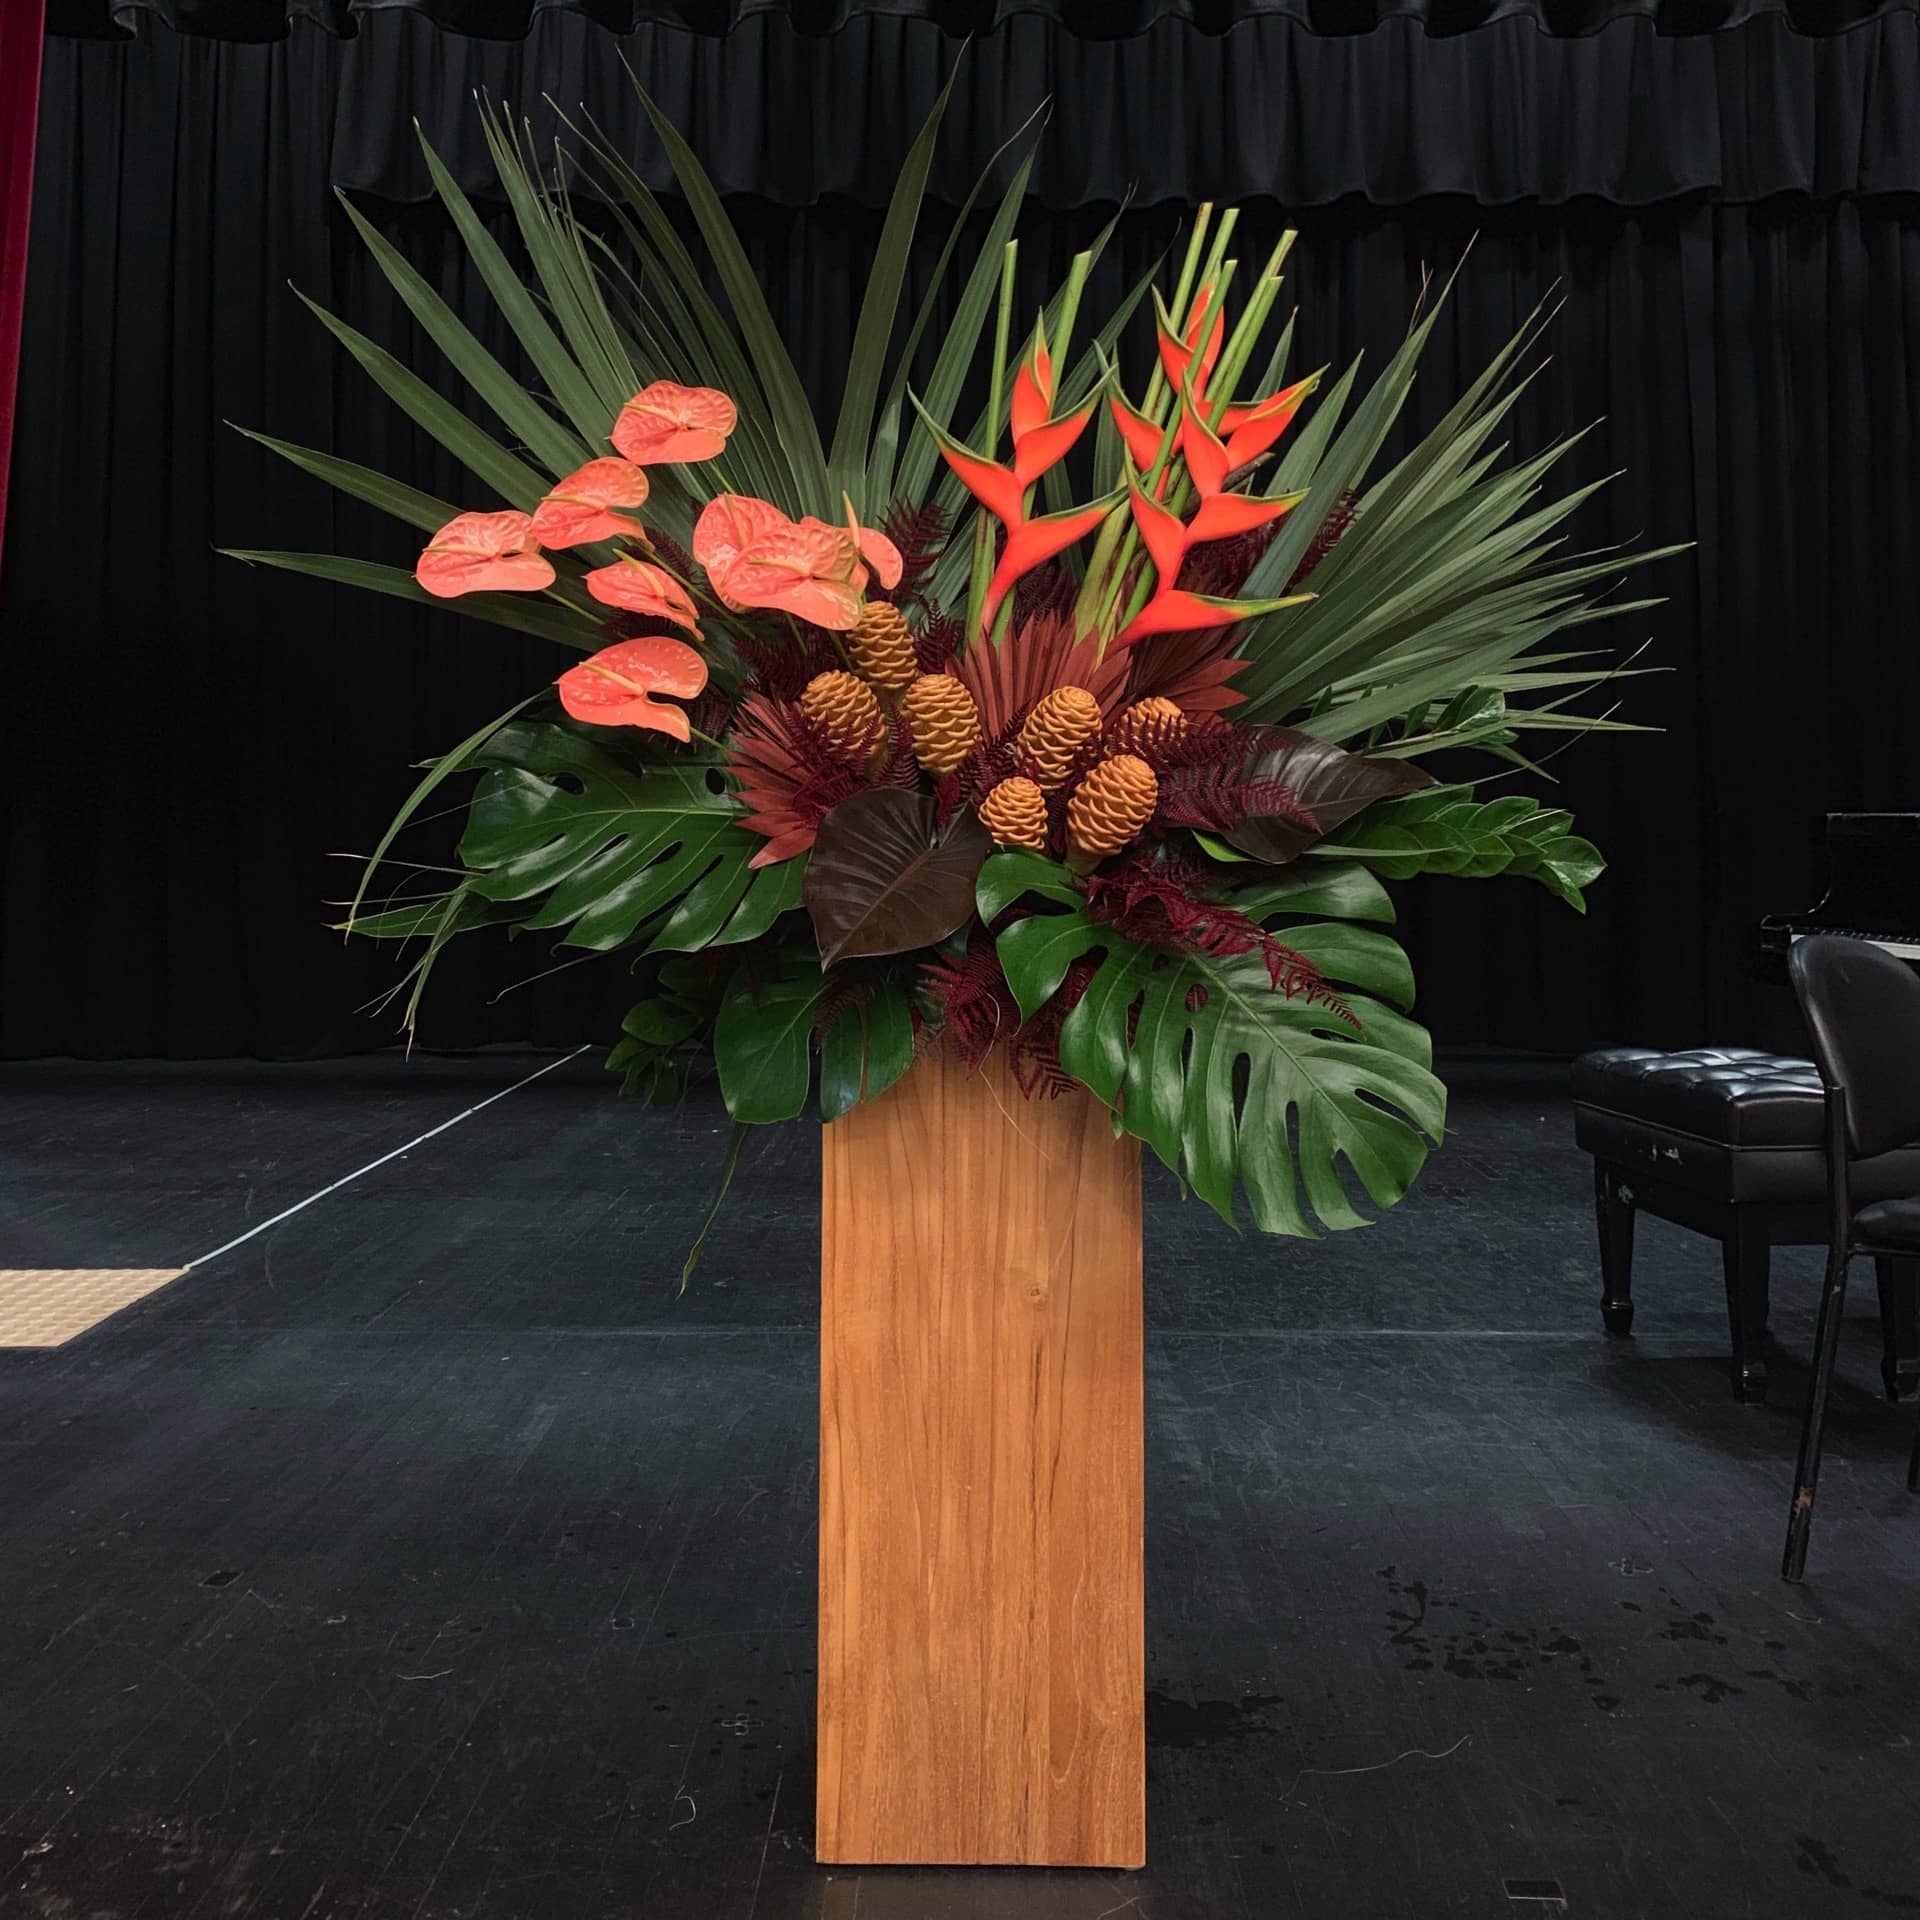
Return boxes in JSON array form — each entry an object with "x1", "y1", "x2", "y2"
[{"x1": 817, "y1": 1047, "x2": 1146, "y2": 1868}]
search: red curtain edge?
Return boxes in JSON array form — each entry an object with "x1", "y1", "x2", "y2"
[{"x1": 0, "y1": 0, "x2": 47, "y2": 576}]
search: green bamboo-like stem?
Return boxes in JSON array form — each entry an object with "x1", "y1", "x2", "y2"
[
  {"x1": 967, "y1": 239, "x2": 1019, "y2": 649},
  {"x1": 1051, "y1": 249, "x2": 1093, "y2": 379}
]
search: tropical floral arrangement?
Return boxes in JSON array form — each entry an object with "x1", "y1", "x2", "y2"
[{"x1": 228, "y1": 81, "x2": 1672, "y2": 1250}]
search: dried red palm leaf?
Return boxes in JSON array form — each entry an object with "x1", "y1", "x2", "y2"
[
  {"x1": 725, "y1": 693, "x2": 864, "y2": 867},
  {"x1": 953, "y1": 610, "x2": 1130, "y2": 748}
]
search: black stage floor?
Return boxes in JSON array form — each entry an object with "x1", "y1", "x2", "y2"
[{"x1": 2, "y1": 1054, "x2": 1917, "y2": 1919}]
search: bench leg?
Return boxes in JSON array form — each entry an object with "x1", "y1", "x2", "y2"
[
  {"x1": 1873, "y1": 1257, "x2": 1920, "y2": 1404},
  {"x1": 1722, "y1": 1214, "x2": 1771, "y2": 1404},
  {"x1": 1595, "y1": 1163, "x2": 1635, "y2": 1335}
]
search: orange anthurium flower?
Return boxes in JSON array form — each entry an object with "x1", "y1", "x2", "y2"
[
  {"x1": 584, "y1": 555, "x2": 703, "y2": 634},
  {"x1": 612, "y1": 382, "x2": 738, "y2": 466},
  {"x1": 556, "y1": 636, "x2": 708, "y2": 743},
  {"x1": 841, "y1": 497, "x2": 904, "y2": 591},
  {"x1": 528, "y1": 457, "x2": 651, "y2": 549},
  {"x1": 414, "y1": 510, "x2": 555, "y2": 599},
  {"x1": 692, "y1": 494, "x2": 790, "y2": 580},
  {"x1": 694, "y1": 495, "x2": 867, "y2": 629}
]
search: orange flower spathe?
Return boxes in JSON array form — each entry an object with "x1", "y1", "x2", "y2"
[
  {"x1": 556, "y1": 637, "x2": 709, "y2": 743},
  {"x1": 528, "y1": 457, "x2": 651, "y2": 549},
  {"x1": 414, "y1": 511, "x2": 555, "y2": 599},
  {"x1": 583, "y1": 556, "x2": 702, "y2": 635},
  {"x1": 612, "y1": 382, "x2": 737, "y2": 466},
  {"x1": 693, "y1": 494, "x2": 870, "y2": 631}
]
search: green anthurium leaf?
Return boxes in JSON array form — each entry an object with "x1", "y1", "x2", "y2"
[
  {"x1": 457, "y1": 723, "x2": 792, "y2": 954},
  {"x1": 991, "y1": 900, "x2": 1444, "y2": 1236},
  {"x1": 714, "y1": 954, "x2": 823, "y2": 1124},
  {"x1": 818, "y1": 980, "x2": 917, "y2": 1122}
]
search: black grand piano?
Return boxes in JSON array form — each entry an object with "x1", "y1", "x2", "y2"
[{"x1": 1759, "y1": 812, "x2": 1920, "y2": 979}]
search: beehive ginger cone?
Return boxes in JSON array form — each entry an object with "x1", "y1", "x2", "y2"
[
  {"x1": 802, "y1": 670, "x2": 886, "y2": 767},
  {"x1": 847, "y1": 601, "x2": 917, "y2": 692},
  {"x1": 1067, "y1": 754, "x2": 1159, "y2": 859},
  {"x1": 1017, "y1": 686, "x2": 1102, "y2": 791},
  {"x1": 978, "y1": 776, "x2": 1050, "y2": 852},
  {"x1": 904, "y1": 674, "x2": 981, "y2": 777}
]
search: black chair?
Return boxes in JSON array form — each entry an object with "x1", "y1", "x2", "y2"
[{"x1": 1782, "y1": 936, "x2": 1920, "y2": 1581}]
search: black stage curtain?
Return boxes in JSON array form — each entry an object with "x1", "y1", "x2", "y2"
[
  {"x1": 45, "y1": 0, "x2": 1920, "y2": 43},
  {"x1": 5, "y1": 13, "x2": 1920, "y2": 1058}
]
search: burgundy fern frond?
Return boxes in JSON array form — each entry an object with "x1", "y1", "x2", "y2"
[
  {"x1": 883, "y1": 711, "x2": 922, "y2": 789},
  {"x1": 1178, "y1": 520, "x2": 1283, "y2": 598},
  {"x1": 734, "y1": 622, "x2": 844, "y2": 703},
  {"x1": 1007, "y1": 952, "x2": 1097, "y2": 1099},
  {"x1": 1083, "y1": 850, "x2": 1358, "y2": 1026},
  {"x1": 1012, "y1": 561, "x2": 1080, "y2": 628},
  {"x1": 880, "y1": 500, "x2": 952, "y2": 607},
  {"x1": 914, "y1": 610, "x2": 964, "y2": 676},
  {"x1": 1285, "y1": 491, "x2": 1358, "y2": 592},
  {"x1": 921, "y1": 936, "x2": 1020, "y2": 1075},
  {"x1": 1158, "y1": 767, "x2": 1320, "y2": 836}
]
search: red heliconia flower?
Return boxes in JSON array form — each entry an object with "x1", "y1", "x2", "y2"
[
  {"x1": 1155, "y1": 287, "x2": 1226, "y2": 405},
  {"x1": 414, "y1": 510, "x2": 555, "y2": 599},
  {"x1": 556, "y1": 636, "x2": 709, "y2": 743},
  {"x1": 528, "y1": 456, "x2": 651, "y2": 549},
  {"x1": 611, "y1": 382, "x2": 738, "y2": 466},
  {"x1": 583, "y1": 555, "x2": 703, "y2": 635},
  {"x1": 925, "y1": 321, "x2": 1108, "y2": 634},
  {"x1": 1218, "y1": 373, "x2": 1318, "y2": 470}
]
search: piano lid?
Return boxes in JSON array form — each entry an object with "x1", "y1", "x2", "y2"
[{"x1": 1760, "y1": 812, "x2": 1920, "y2": 966}]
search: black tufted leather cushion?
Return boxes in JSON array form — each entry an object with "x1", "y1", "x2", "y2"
[
  {"x1": 1856, "y1": 1199, "x2": 1920, "y2": 1251},
  {"x1": 1570, "y1": 1047, "x2": 1826, "y2": 1146},
  {"x1": 1572, "y1": 1045, "x2": 1920, "y2": 1206}
]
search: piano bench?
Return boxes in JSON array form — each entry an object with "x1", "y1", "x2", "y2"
[{"x1": 1572, "y1": 1046, "x2": 1920, "y2": 1404}]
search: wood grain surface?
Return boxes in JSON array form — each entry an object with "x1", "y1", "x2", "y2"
[{"x1": 817, "y1": 1046, "x2": 1145, "y2": 1867}]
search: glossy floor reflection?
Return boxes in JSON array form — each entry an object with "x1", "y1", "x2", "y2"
[{"x1": 1, "y1": 1053, "x2": 1916, "y2": 1918}]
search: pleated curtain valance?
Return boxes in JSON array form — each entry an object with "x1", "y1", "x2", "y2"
[
  {"x1": 43, "y1": 0, "x2": 1917, "y2": 39},
  {"x1": 34, "y1": 3, "x2": 1920, "y2": 204}
]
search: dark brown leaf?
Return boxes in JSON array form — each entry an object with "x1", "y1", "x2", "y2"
[
  {"x1": 1224, "y1": 727, "x2": 1436, "y2": 864},
  {"x1": 804, "y1": 789, "x2": 992, "y2": 968}
]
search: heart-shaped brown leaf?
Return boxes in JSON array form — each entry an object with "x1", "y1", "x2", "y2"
[
  {"x1": 1225, "y1": 728, "x2": 1436, "y2": 865},
  {"x1": 804, "y1": 789, "x2": 992, "y2": 968}
]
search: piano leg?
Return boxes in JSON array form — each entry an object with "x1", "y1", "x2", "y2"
[
  {"x1": 1721, "y1": 1217, "x2": 1771, "y2": 1404},
  {"x1": 1873, "y1": 1257, "x2": 1920, "y2": 1403},
  {"x1": 1594, "y1": 1163, "x2": 1634, "y2": 1335}
]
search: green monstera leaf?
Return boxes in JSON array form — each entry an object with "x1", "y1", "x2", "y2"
[
  {"x1": 460, "y1": 722, "x2": 805, "y2": 952},
  {"x1": 978, "y1": 852, "x2": 1446, "y2": 1236}
]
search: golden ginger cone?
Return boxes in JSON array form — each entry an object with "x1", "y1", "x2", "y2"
[
  {"x1": 904, "y1": 674, "x2": 981, "y2": 777},
  {"x1": 1107, "y1": 696, "x2": 1189, "y2": 764},
  {"x1": 1068, "y1": 754, "x2": 1159, "y2": 859},
  {"x1": 978, "y1": 776, "x2": 1050, "y2": 852},
  {"x1": 848, "y1": 601, "x2": 918, "y2": 693},
  {"x1": 803, "y1": 670, "x2": 886, "y2": 767},
  {"x1": 1018, "y1": 686, "x2": 1103, "y2": 791}
]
